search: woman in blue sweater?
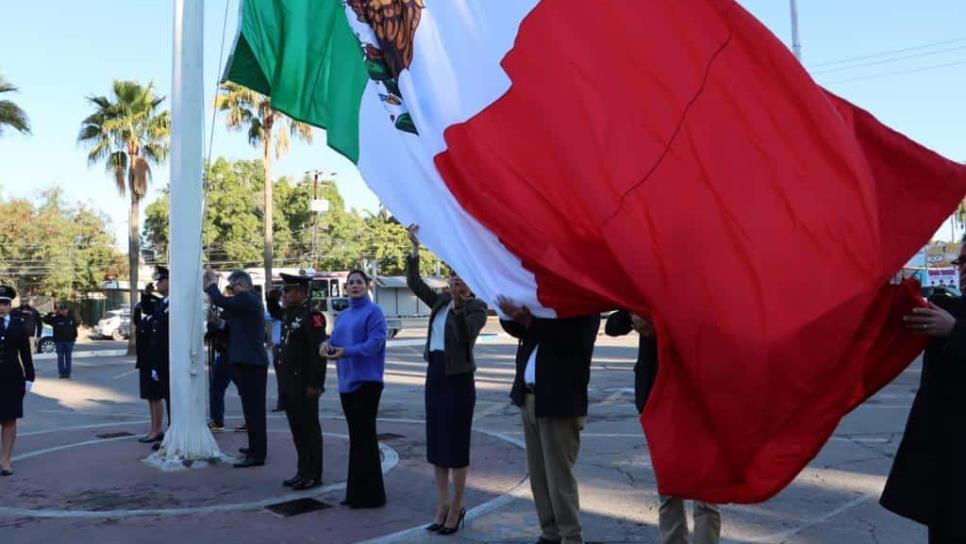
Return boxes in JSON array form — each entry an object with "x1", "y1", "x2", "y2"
[{"x1": 321, "y1": 269, "x2": 388, "y2": 508}]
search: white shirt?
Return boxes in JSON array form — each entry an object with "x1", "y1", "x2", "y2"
[
  {"x1": 429, "y1": 303, "x2": 452, "y2": 352},
  {"x1": 524, "y1": 346, "x2": 538, "y2": 386}
]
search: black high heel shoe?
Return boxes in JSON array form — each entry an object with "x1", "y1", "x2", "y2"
[
  {"x1": 426, "y1": 506, "x2": 449, "y2": 532},
  {"x1": 437, "y1": 508, "x2": 466, "y2": 535}
]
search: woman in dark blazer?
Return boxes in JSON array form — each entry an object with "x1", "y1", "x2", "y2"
[
  {"x1": 0, "y1": 286, "x2": 35, "y2": 476},
  {"x1": 133, "y1": 283, "x2": 165, "y2": 443},
  {"x1": 406, "y1": 225, "x2": 488, "y2": 535}
]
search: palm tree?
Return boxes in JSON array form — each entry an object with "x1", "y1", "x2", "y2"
[
  {"x1": 0, "y1": 75, "x2": 30, "y2": 135},
  {"x1": 215, "y1": 82, "x2": 313, "y2": 286},
  {"x1": 78, "y1": 80, "x2": 170, "y2": 354}
]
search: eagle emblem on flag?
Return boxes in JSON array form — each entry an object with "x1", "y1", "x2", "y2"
[{"x1": 348, "y1": 0, "x2": 424, "y2": 78}]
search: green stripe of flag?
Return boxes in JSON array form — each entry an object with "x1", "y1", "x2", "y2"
[{"x1": 224, "y1": 0, "x2": 368, "y2": 162}]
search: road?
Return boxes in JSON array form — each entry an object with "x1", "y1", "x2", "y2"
[{"x1": 1, "y1": 324, "x2": 926, "y2": 543}]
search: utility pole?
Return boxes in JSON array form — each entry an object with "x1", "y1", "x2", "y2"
[
  {"x1": 790, "y1": 0, "x2": 803, "y2": 61},
  {"x1": 306, "y1": 170, "x2": 333, "y2": 270}
]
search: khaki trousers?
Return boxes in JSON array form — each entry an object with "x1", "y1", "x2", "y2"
[
  {"x1": 520, "y1": 393, "x2": 585, "y2": 544},
  {"x1": 659, "y1": 496, "x2": 721, "y2": 544}
]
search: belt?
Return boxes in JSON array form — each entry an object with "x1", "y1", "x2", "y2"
[{"x1": 525, "y1": 383, "x2": 536, "y2": 394}]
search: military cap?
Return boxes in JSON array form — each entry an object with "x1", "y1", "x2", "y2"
[
  {"x1": 153, "y1": 266, "x2": 170, "y2": 281},
  {"x1": 279, "y1": 273, "x2": 311, "y2": 291},
  {"x1": 0, "y1": 285, "x2": 15, "y2": 302}
]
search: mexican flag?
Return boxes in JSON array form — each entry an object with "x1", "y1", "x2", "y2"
[{"x1": 225, "y1": 0, "x2": 966, "y2": 503}]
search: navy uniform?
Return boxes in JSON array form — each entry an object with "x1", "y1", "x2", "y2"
[
  {"x1": 267, "y1": 274, "x2": 327, "y2": 489},
  {"x1": 0, "y1": 286, "x2": 35, "y2": 425},
  {"x1": 134, "y1": 289, "x2": 164, "y2": 402},
  {"x1": 148, "y1": 268, "x2": 171, "y2": 425}
]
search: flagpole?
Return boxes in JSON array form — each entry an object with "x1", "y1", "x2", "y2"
[
  {"x1": 152, "y1": 0, "x2": 222, "y2": 467},
  {"x1": 790, "y1": 0, "x2": 803, "y2": 61}
]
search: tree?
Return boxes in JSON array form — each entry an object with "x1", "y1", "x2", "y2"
[
  {"x1": 0, "y1": 189, "x2": 126, "y2": 300},
  {"x1": 78, "y1": 80, "x2": 170, "y2": 352},
  {"x1": 215, "y1": 82, "x2": 313, "y2": 286},
  {"x1": 0, "y1": 74, "x2": 30, "y2": 136}
]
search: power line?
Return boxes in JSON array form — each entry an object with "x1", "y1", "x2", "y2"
[
  {"x1": 825, "y1": 59, "x2": 966, "y2": 85},
  {"x1": 811, "y1": 45, "x2": 966, "y2": 75},
  {"x1": 810, "y1": 36, "x2": 966, "y2": 68}
]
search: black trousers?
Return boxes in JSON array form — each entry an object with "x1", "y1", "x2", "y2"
[
  {"x1": 340, "y1": 382, "x2": 386, "y2": 508},
  {"x1": 234, "y1": 364, "x2": 268, "y2": 461},
  {"x1": 284, "y1": 387, "x2": 322, "y2": 480}
]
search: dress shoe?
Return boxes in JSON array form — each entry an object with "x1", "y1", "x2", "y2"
[
  {"x1": 233, "y1": 457, "x2": 265, "y2": 468},
  {"x1": 138, "y1": 433, "x2": 163, "y2": 443},
  {"x1": 0, "y1": 469, "x2": 13, "y2": 477},
  {"x1": 238, "y1": 447, "x2": 250, "y2": 455},
  {"x1": 438, "y1": 508, "x2": 466, "y2": 535},
  {"x1": 291, "y1": 478, "x2": 321, "y2": 491},
  {"x1": 282, "y1": 475, "x2": 303, "y2": 487},
  {"x1": 152, "y1": 442, "x2": 161, "y2": 451}
]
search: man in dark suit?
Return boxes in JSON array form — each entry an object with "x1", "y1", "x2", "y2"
[
  {"x1": 498, "y1": 297, "x2": 600, "y2": 544},
  {"x1": 267, "y1": 274, "x2": 327, "y2": 489},
  {"x1": 881, "y1": 248, "x2": 966, "y2": 544},
  {"x1": 606, "y1": 310, "x2": 721, "y2": 544},
  {"x1": 204, "y1": 268, "x2": 270, "y2": 468}
]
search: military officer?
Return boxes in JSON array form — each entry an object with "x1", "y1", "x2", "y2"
[
  {"x1": 266, "y1": 273, "x2": 327, "y2": 490},
  {"x1": 145, "y1": 266, "x2": 171, "y2": 450},
  {"x1": 0, "y1": 285, "x2": 35, "y2": 476}
]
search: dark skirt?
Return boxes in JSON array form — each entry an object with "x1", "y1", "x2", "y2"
[
  {"x1": 139, "y1": 367, "x2": 166, "y2": 400},
  {"x1": 0, "y1": 384, "x2": 25, "y2": 421},
  {"x1": 425, "y1": 351, "x2": 476, "y2": 469}
]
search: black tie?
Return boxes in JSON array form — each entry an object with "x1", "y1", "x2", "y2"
[{"x1": 0, "y1": 317, "x2": 6, "y2": 335}]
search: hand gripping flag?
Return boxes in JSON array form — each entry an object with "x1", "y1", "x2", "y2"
[{"x1": 225, "y1": 0, "x2": 966, "y2": 502}]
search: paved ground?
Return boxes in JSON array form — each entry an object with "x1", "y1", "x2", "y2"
[{"x1": 0, "y1": 321, "x2": 928, "y2": 543}]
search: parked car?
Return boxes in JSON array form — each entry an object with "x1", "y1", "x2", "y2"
[
  {"x1": 38, "y1": 324, "x2": 56, "y2": 354},
  {"x1": 94, "y1": 309, "x2": 132, "y2": 340}
]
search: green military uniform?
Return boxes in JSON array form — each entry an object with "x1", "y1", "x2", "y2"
[{"x1": 267, "y1": 274, "x2": 327, "y2": 486}]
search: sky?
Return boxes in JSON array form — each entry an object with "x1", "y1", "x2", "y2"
[{"x1": 1, "y1": 0, "x2": 965, "y2": 248}]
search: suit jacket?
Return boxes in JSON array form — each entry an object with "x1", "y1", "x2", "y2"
[
  {"x1": 605, "y1": 310, "x2": 658, "y2": 414},
  {"x1": 206, "y1": 285, "x2": 269, "y2": 367},
  {"x1": 503, "y1": 314, "x2": 600, "y2": 418},
  {"x1": 148, "y1": 298, "x2": 170, "y2": 376},
  {"x1": 880, "y1": 294, "x2": 966, "y2": 537},
  {"x1": 0, "y1": 315, "x2": 36, "y2": 385},
  {"x1": 406, "y1": 255, "x2": 488, "y2": 375}
]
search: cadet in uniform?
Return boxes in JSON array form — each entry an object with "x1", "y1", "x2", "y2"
[
  {"x1": 266, "y1": 273, "x2": 327, "y2": 490},
  {"x1": 0, "y1": 285, "x2": 35, "y2": 476},
  {"x1": 146, "y1": 267, "x2": 171, "y2": 450}
]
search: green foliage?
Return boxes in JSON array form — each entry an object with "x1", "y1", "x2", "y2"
[
  {"x1": 77, "y1": 80, "x2": 170, "y2": 198},
  {"x1": 0, "y1": 74, "x2": 30, "y2": 136},
  {"x1": 142, "y1": 158, "x2": 447, "y2": 276},
  {"x1": 0, "y1": 189, "x2": 126, "y2": 299}
]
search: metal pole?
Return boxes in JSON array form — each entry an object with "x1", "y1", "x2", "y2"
[
  {"x1": 155, "y1": 0, "x2": 221, "y2": 465},
  {"x1": 312, "y1": 171, "x2": 319, "y2": 269},
  {"x1": 790, "y1": 0, "x2": 803, "y2": 61}
]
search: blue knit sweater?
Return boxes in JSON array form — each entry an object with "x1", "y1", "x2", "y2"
[{"x1": 331, "y1": 295, "x2": 388, "y2": 393}]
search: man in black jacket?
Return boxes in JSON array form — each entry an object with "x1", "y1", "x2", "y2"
[
  {"x1": 267, "y1": 274, "x2": 327, "y2": 490},
  {"x1": 43, "y1": 304, "x2": 78, "y2": 379},
  {"x1": 881, "y1": 252, "x2": 966, "y2": 543},
  {"x1": 11, "y1": 297, "x2": 41, "y2": 353},
  {"x1": 605, "y1": 310, "x2": 721, "y2": 544},
  {"x1": 204, "y1": 268, "x2": 270, "y2": 468},
  {"x1": 499, "y1": 296, "x2": 599, "y2": 544}
]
